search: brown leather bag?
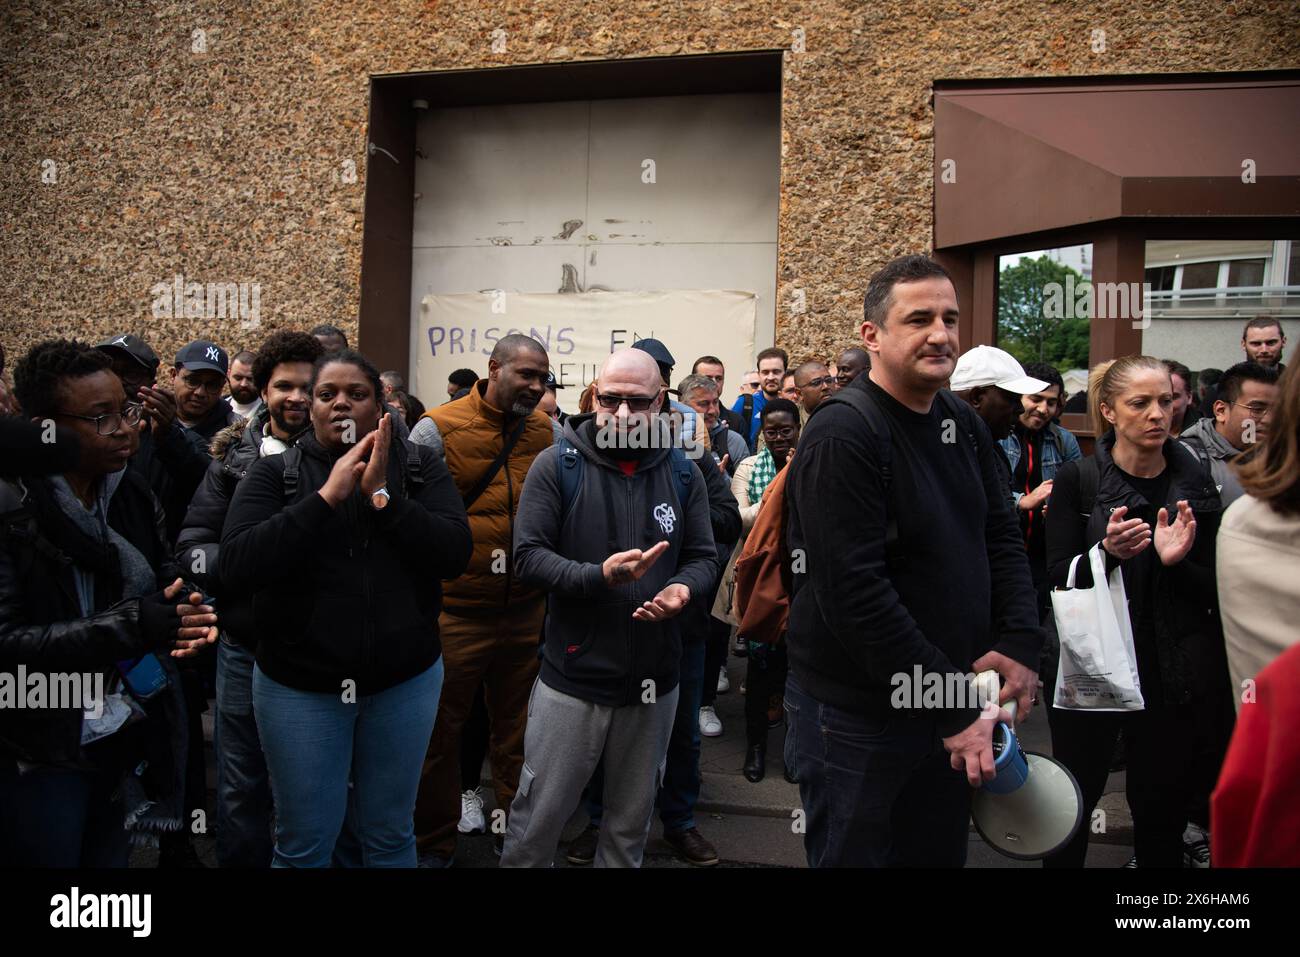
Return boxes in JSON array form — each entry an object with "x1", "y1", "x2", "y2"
[{"x1": 731, "y1": 466, "x2": 792, "y2": 645}]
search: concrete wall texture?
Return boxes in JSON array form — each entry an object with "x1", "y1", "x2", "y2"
[{"x1": 3, "y1": 0, "x2": 1298, "y2": 377}]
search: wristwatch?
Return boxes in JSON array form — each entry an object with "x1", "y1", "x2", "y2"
[{"x1": 369, "y1": 485, "x2": 390, "y2": 510}]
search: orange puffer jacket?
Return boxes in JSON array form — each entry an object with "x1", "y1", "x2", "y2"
[{"x1": 422, "y1": 381, "x2": 555, "y2": 612}]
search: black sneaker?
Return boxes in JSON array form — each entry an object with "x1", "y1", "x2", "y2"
[
  {"x1": 1183, "y1": 824, "x2": 1210, "y2": 868},
  {"x1": 565, "y1": 825, "x2": 598, "y2": 866},
  {"x1": 664, "y1": 827, "x2": 720, "y2": 867}
]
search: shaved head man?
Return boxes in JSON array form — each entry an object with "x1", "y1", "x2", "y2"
[
  {"x1": 793, "y1": 360, "x2": 834, "y2": 414},
  {"x1": 595, "y1": 348, "x2": 666, "y2": 443},
  {"x1": 503, "y1": 347, "x2": 719, "y2": 869}
]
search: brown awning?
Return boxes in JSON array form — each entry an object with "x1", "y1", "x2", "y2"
[{"x1": 933, "y1": 73, "x2": 1300, "y2": 249}]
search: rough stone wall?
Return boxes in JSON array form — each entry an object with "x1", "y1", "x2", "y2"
[{"x1": 2, "y1": 0, "x2": 1297, "y2": 376}]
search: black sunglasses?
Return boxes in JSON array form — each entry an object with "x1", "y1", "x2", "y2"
[{"x1": 595, "y1": 392, "x2": 661, "y2": 412}]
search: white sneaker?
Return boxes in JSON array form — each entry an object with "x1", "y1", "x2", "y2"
[
  {"x1": 716, "y1": 666, "x2": 730, "y2": 694},
  {"x1": 458, "y1": 787, "x2": 486, "y2": 834},
  {"x1": 699, "y1": 706, "x2": 723, "y2": 737}
]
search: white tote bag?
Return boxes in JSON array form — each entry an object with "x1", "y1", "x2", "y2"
[{"x1": 1051, "y1": 543, "x2": 1145, "y2": 711}]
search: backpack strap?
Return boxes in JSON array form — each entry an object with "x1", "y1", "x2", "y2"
[
  {"x1": 1077, "y1": 455, "x2": 1100, "y2": 521},
  {"x1": 741, "y1": 393, "x2": 755, "y2": 443},
  {"x1": 281, "y1": 446, "x2": 302, "y2": 499},
  {"x1": 667, "y1": 446, "x2": 693, "y2": 512},
  {"x1": 817, "y1": 388, "x2": 898, "y2": 564},
  {"x1": 556, "y1": 444, "x2": 584, "y2": 522},
  {"x1": 399, "y1": 437, "x2": 424, "y2": 497}
]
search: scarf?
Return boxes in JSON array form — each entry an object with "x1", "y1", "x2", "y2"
[
  {"x1": 746, "y1": 447, "x2": 778, "y2": 506},
  {"x1": 44, "y1": 472, "x2": 188, "y2": 846}
]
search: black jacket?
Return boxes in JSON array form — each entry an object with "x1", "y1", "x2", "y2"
[
  {"x1": 784, "y1": 378, "x2": 1043, "y2": 736},
  {"x1": 218, "y1": 431, "x2": 472, "y2": 695},
  {"x1": 175, "y1": 407, "x2": 303, "y2": 648},
  {"x1": 1046, "y1": 432, "x2": 1229, "y2": 707},
  {"x1": 0, "y1": 469, "x2": 177, "y2": 766},
  {"x1": 133, "y1": 401, "x2": 240, "y2": 547},
  {"x1": 513, "y1": 415, "x2": 719, "y2": 706}
]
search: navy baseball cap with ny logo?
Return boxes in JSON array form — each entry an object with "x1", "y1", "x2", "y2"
[{"x1": 175, "y1": 340, "x2": 229, "y2": 376}]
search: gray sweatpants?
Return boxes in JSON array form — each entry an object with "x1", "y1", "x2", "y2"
[{"x1": 500, "y1": 678, "x2": 679, "y2": 868}]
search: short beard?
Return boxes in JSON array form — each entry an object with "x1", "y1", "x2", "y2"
[
  {"x1": 270, "y1": 409, "x2": 307, "y2": 437},
  {"x1": 510, "y1": 398, "x2": 538, "y2": 418}
]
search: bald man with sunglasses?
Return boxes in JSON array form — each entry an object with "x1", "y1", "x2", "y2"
[{"x1": 501, "y1": 348, "x2": 718, "y2": 868}]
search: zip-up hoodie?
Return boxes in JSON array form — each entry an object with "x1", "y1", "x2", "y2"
[
  {"x1": 1179, "y1": 415, "x2": 1246, "y2": 508},
  {"x1": 513, "y1": 414, "x2": 719, "y2": 706}
]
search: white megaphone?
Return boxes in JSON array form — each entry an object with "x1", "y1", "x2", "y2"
[{"x1": 970, "y1": 670, "x2": 1083, "y2": 861}]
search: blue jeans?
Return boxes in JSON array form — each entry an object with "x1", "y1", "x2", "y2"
[
  {"x1": 784, "y1": 675, "x2": 971, "y2": 867},
  {"x1": 214, "y1": 637, "x2": 274, "y2": 867},
  {"x1": 0, "y1": 763, "x2": 129, "y2": 867},
  {"x1": 585, "y1": 635, "x2": 704, "y2": 835},
  {"x1": 253, "y1": 659, "x2": 443, "y2": 868}
]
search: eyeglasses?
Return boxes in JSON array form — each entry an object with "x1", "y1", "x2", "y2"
[
  {"x1": 59, "y1": 402, "x2": 144, "y2": 436},
  {"x1": 1234, "y1": 402, "x2": 1274, "y2": 419},
  {"x1": 801, "y1": 375, "x2": 835, "y2": 390},
  {"x1": 595, "y1": 392, "x2": 660, "y2": 412},
  {"x1": 761, "y1": 425, "x2": 797, "y2": 440},
  {"x1": 745, "y1": 381, "x2": 761, "y2": 390}
]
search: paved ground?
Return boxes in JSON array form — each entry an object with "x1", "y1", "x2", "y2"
[{"x1": 135, "y1": 656, "x2": 1135, "y2": 868}]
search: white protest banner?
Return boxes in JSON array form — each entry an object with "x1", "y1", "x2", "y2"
[{"x1": 415, "y1": 289, "x2": 758, "y2": 406}]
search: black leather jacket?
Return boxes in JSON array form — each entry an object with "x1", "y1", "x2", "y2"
[{"x1": 0, "y1": 470, "x2": 177, "y2": 766}]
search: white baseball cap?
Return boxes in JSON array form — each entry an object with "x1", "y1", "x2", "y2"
[{"x1": 949, "y1": 346, "x2": 1051, "y2": 394}]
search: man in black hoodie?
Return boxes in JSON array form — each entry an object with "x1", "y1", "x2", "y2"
[
  {"x1": 784, "y1": 255, "x2": 1043, "y2": 867},
  {"x1": 501, "y1": 348, "x2": 718, "y2": 868},
  {"x1": 176, "y1": 331, "x2": 321, "y2": 868}
]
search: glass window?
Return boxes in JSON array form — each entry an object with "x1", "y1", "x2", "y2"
[
  {"x1": 1142, "y1": 240, "x2": 1285, "y2": 369},
  {"x1": 1227, "y1": 259, "x2": 1266, "y2": 287},
  {"x1": 1144, "y1": 265, "x2": 1176, "y2": 291},
  {"x1": 995, "y1": 244, "x2": 1093, "y2": 375},
  {"x1": 1179, "y1": 261, "x2": 1220, "y2": 290}
]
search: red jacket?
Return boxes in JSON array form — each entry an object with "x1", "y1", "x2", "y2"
[{"x1": 1211, "y1": 642, "x2": 1300, "y2": 867}]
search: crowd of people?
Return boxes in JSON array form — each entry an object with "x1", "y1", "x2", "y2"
[{"x1": 0, "y1": 262, "x2": 1295, "y2": 869}]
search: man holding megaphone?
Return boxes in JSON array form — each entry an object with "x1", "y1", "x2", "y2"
[{"x1": 784, "y1": 255, "x2": 1045, "y2": 867}]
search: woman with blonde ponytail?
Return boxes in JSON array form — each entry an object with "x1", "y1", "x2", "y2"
[{"x1": 1043, "y1": 355, "x2": 1231, "y2": 869}]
